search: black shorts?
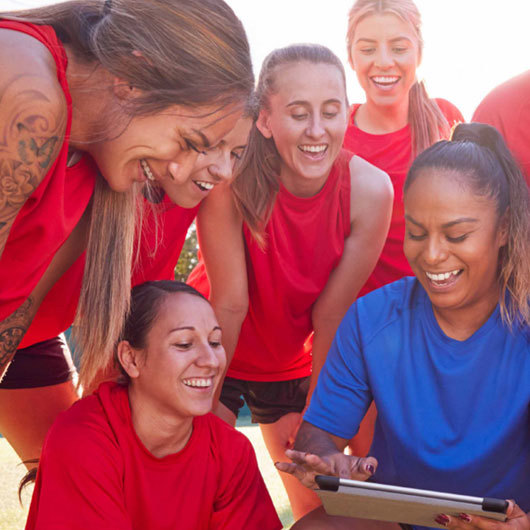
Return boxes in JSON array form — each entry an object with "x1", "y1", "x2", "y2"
[
  {"x1": 0, "y1": 335, "x2": 76, "y2": 389},
  {"x1": 219, "y1": 375, "x2": 309, "y2": 424}
]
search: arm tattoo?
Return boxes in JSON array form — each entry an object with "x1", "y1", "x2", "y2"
[
  {"x1": 0, "y1": 296, "x2": 34, "y2": 381},
  {"x1": 0, "y1": 76, "x2": 66, "y2": 258}
]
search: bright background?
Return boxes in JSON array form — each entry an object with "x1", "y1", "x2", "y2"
[{"x1": 2, "y1": 0, "x2": 530, "y2": 119}]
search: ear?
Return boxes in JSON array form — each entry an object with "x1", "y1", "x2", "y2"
[
  {"x1": 256, "y1": 109, "x2": 273, "y2": 139},
  {"x1": 112, "y1": 76, "x2": 143, "y2": 102},
  {"x1": 116, "y1": 340, "x2": 142, "y2": 379}
]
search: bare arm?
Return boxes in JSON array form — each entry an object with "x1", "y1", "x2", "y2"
[
  {"x1": 0, "y1": 29, "x2": 67, "y2": 260},
  {"x1": 196, "y1": 182, "x2": 248, "y2": 397},
  {"x1": 308, "y1": 156, "x2": 393, "y2": 401}
]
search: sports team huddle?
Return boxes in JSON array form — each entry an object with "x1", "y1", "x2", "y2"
[{"x1": 0, "y1": 0, "x2": 529, "y2": 529}]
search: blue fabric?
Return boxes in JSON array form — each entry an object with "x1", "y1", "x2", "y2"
[{"x1": 305, "y1": 277, "x2": 530, "y2": 529}]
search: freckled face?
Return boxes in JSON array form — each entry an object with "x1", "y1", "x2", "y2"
[
  {"x1": 257, "y1": 62, "x2": 348, "y2": 197},
  {"x1": 90, "y1": 104, "x2": 242, "y2": 208},
  {"x1": 350, "y1": 13, "x2": 420, "y2": 111},
  {"x1": 404, "y1": 169, "x2": 507, "y2": 321},
  {"x1": 132, "y1": 292, "x2": 226, "y2": 420}
]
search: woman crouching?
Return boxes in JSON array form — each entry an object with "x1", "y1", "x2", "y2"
[{"x1": 26, "y1": 281, "x2": 281, "y2": 530}]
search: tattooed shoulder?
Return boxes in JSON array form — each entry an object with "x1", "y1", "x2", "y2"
[{"x1": 0, "y1": 58, "x2": 67, "y2": 259}]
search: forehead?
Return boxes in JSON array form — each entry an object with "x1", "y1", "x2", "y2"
[
  {"x1": 271, "y1": 62, "x2": 346, "y2": 105},
  {"x1": 150, "y1": 292, "x2": 217, "y2": 332},
  {"x1": 354, "y1": 12, "x2": 418, "y2": 42},
  {"x1": 163, "y1": 104, "x2": 243, "y2": 145},
  {"x1": 404, "y1": 168, "x2": 498, "y2": 218}
]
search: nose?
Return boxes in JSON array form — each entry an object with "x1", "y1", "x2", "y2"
[
  {"x1": 168, "y1": 150, "x2": 200, "y2": 182},
  {"x1": 422, "y1": 235, "x2": 449, "y2": 266},
  {"x1": 208, "y1": 150, "x2": 232, "y2": 183},
  {"x1": 195, "y1": 342, "x2": 222, "y2": 370},
  {"x1": 374, "y1": 46, "x2": 393, "y2": 69},
  {"x1": 306, "y1": 114, "x2": 325, "y2": 139}
]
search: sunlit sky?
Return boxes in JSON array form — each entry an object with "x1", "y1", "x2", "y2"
[{"x1": 3, "y1": 0, "x2": 530, "y2": 119}]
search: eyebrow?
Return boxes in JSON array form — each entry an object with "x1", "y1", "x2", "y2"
[
  {"x1": 169, "y1": 325, "x2": 222, "y2": 333},
  {"x1": 286, "y1": 99, "x2": 342, "y2": 107},
  {"x1": 405, "y1": 215, "x2": 479, "y2": 229},
  {"x1": 355, "y1": 36, "x2": 413, "y2": 44},
  {"x1": 191, "y1": 129, "x2": 211, "y2": 149}
]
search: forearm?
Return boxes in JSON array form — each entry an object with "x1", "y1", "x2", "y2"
[
  {"x1": 294, "y1": 421, "x2": 345, "y2": 457},
  {"x1": 0, "y1": 296, "x2": 36, "y2": 380},
  {"x1": 309, "y1": 316, "x2": 344, "y2": 401}
]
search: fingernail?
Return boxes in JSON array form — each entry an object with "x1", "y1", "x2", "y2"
[
  {"x1": 366, "y1": 464, "x2": 375, "y2": 474},
  {"x1": 459, "y1": 513, "x2": 472, "y2": 522},
  {"x1": 435, "y1": 514, "x2": 450, "y2": 526}
]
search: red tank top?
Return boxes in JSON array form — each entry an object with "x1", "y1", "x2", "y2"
[
  {"x1": 21, "y1": 194, "x2": 198, "y2": 348},
  {"x1": 0, "y1": 21, "x2": 96, "y2": 325},
  {"x1": 188, "y1": 150, "x2": 352, "y2": 381},
  {"x1": 343, "y1": 99, "x2": 464, "y2": 296}
]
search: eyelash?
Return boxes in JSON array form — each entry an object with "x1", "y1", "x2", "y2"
[
  {"x1": 407, "y1": 232, "x2": 469, "y2": 243},
  {"x1": 185, "y1": 139, "x2": 207, "y2": 156}
]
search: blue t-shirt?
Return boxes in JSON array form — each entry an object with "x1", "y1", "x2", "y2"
[{"x1": 305, "y1": 277, "x2": 530, "y2": 528}]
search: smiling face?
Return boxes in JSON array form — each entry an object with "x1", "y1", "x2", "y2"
[
  {"x1": 185, "y1": 116, "x2": 252, "y2": 191},
  {"x1": 89, "y1": 103, "x2": 242, "y2": 208},
  {"x1": 350, "y1": 13, "x2": 420, "y2": 113},
  {"x1": 127, "y1": 292, "x2": 226, "y2": 420},
  {"x1": 404, "y1": 168, "x2": 507, "y2": 324},
  {"x1": 256, "y1": 61, "x2": 348, "y2": 196}
]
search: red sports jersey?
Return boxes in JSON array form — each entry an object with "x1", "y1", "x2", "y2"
[
  {"x1": 472, "y1": 71, "x2": 530, "y2": 185},
  {"x1": 26, "y1": 382, "x2": 281, "y2": 530},
  {"x1": 20, "y1": 195, "x2": 198, "y2": 348},
  {"x1": 0, "y1": 22, "x2": 95, "y2": 323},
  {"x1": 188, "y1": 150, "x2": 353, "y2": 381},
  {"x1": 343, "y1": 99, "x2": 464, "y2": 295}
]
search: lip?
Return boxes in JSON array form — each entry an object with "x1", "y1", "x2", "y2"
[
  {"x1": 424, "y1": 269, "x2": 463, "y2": 292},
  {"x1": 370, "y1": 75, "x2": 401, "y2": 92},
  {"x1": 182, "y1": 375, "x2": 216, "y2": 392},
  {"x1": 192, "y1": 179, "x2": 216, "y2": 195},
  {"x1": 298, "y1": 144, "x2": 328, "y2": 161}
]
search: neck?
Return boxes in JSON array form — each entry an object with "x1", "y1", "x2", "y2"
[
  {"x1": 355, "y1": 99, "x2": 409, "y2": 134},
  {"x1": 128, "y1": 385, "x2": 193, "y2": 459},
  {"x1": 432, "y1": 288, "x2": 501, "y2": 341},
  {"x1": 279, "y1": 168, "x2": 329, "y2": 198}
]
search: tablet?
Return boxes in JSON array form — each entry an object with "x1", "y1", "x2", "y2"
[{"x1": 315, "y1": 475, "x2": 508, "y2": 529}]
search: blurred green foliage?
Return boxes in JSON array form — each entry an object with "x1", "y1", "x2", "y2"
[{"x1": 174, "y1": 222, "x2": 198, "y2": 282}]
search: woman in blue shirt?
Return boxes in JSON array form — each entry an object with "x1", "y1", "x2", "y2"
[{"x1": 277, "y1": 122, "x2": 530, "y2": 530}]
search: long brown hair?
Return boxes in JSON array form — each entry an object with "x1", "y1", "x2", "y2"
[
  {"x1": 231, "y1": 44, "x2": 348, "y2": 247},
  {"x1": 405, "y1": 123, "x2": 530, "y2": 327},
  {"x1": 2, "y1": 0, "x2": 253, "y2": 391},
  {"x1": 346, "y1": 0, "x2": 451, "y2": 158}
]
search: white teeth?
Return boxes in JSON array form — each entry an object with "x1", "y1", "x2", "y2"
[
  {"x1": 425, "y1": 270, "x2": 461, "y2": 281},
  {"x1": 372, "y1": 76, "x2": 399, "y2": 84},
  {"x1": 194, "y1": 180, "x2": 214, "y2": 191},
  {"x1": 299, "y1": 144, "x2": 327, "y2": 153},
  {"x1": 140, "y1": 159, "x2": 155, "y2": 181},
  {"x1": 183, "y1": 378, "x2": 212, "y2": 388}
]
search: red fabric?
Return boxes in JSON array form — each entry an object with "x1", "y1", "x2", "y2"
[
  {"x1": 20, "y1": 196, "x2": 198, "y2": 348},
  {"x1": 26, "y1": 382, "x2": 281, "y2": 530},
  {"x1": 343, "y1": 99, "x2": 464, "y2": 295},
  {"x1": 0, "y1": 22, "x2": 96, "y2": 323},
  {"x1": 188, "y1": 150, "x2": 353, "y2": 381},
  {"x1": 472, "y1": 71, "x2": 530, "y2": 186}
]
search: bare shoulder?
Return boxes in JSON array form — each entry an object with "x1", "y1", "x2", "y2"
[
  {"x1": 348, "y1": 155, "x2": 393, "y2": 203},
  {"x1": 0, "y1": 28, "x2": 67, "y2": 255}
]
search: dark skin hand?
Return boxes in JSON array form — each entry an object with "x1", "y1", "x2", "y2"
[
  {"x1": 438, "y1": 501, "x2": 530, "y2": 529},
  {"x1": 275, "y1": 421, "x2": 377, "y2": 488}
]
